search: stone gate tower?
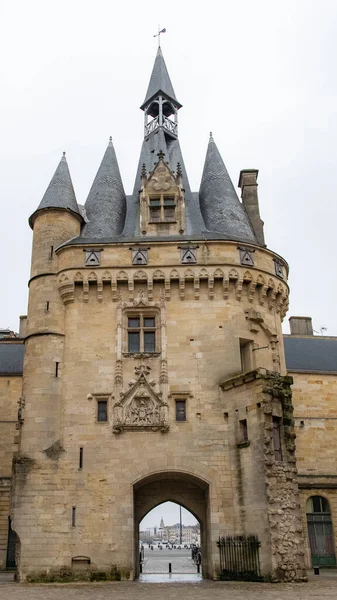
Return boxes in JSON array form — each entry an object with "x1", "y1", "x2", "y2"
[{"x1": 13, "y1": 47, "x2": 307, "y2": 582}]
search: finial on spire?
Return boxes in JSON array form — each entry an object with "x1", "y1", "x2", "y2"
[
  {"x1": 153, "y1": 26, "x2": 166, "y2": 48},
  {"x1": 63, "y1": 151, "x2": 66, "y2": 157},
  {"x1": 109, "y1": 136, "x2": 112, "y2": 144},
  {"x1": 209, "y1": 131, "x2": 213, "y2": 140},
  {"x1": 157, "y1": 150, "x2": 165, "y2": 160}
]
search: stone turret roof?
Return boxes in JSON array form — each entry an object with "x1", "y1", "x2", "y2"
[
  {"x1": 82, "y1": 138, "x2": 126, "y2": 238},
  {"x1": 199, "y1": 134, "x2": 257, "y2": 244},
  {"x1": 140, "y1": 47, "x2": 181, "y2": 109},
  {"x1": 29, "y1": 153, "x2": 81, "y2": 228}
]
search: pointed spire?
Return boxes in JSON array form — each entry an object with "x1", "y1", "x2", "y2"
[
  {"x1": 199, "y1": 134, "x2": 257, "y2": 243},
  {"x1": 29, "y1": 152, "x2": 80, "y2": 228},
  {"x1": 83, "y1": 138, "x2": 126, "y2": 238},
  {"x1": 141, "y1": 47, "x2": 181, "y2": 110}
]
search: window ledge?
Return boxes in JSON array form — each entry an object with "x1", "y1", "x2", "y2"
[
  {"x1": 237, "y1": 440, "x2": 250, "y2": 449},
  {"x1": 122, "y1": 352, "x2": 161, "y2": 359}
]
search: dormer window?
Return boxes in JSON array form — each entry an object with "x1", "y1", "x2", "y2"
[{"x1": 149, "y1": 196, "x2": 176, "y2": 223}]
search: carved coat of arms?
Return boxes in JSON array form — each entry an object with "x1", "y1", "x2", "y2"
[{"x1": 113, "y1": 365, "x2": 169, "y2": 433}]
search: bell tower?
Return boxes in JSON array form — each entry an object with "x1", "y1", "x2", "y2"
[{"x1": 140, "y1": 47, "x2": 182, "y2": 140}]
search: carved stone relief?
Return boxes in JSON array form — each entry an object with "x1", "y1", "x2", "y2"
[{"x1": 113, "y1": 365, "x2": 169, "y2": 433}]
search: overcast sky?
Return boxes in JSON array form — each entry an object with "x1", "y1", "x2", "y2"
[
  {"x1": 1, "y1": 0, "x2": 337, "y2": 336},
  {"x1": 140, "y1": 502, "x2": 198, "y2": 530},
  {"x1": 1, "y1": 0, "x2": 336, "y2": 526}
]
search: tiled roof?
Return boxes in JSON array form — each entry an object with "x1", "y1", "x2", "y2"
[
  {"x1": 284, "y1": 335, "x2": 337, "y2": 373},
  {"x1": 0, "y1": 343, "x2": 24, "y2": 375},
  {"x1": 29, "y1": 154, "x2": 81, "y2": 227},
  {"x1": 199, "y1": 134, "x2": 257, "y2": 244},
  {"x1": 82, "y1": 139, "x2": 126, "y2": 238},
  {"x1": 141, "y1": 47, "x2": 180, "y2": 109}
]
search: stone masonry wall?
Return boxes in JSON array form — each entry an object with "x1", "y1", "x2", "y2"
[
  {"x1": 0, "y1": 375, "x2": 21, "y2": 568},
  {"x1": 291, "y1": 372, "x2": 337, "y2": 567}
]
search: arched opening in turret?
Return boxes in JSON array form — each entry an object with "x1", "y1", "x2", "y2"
[{"x1": 133, "y1": 471, "x2": 210, "y2": 580}]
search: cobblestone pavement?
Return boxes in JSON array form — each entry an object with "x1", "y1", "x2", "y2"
[
  {"x1": 0, "y1": 572, "x2": 336, "y2": 599},
  {"x1": 142, "y1": 547, "x2": 198, "y2": 573}
]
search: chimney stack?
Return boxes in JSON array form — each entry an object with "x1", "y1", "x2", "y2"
[
  {"x1": 238, "y1": 169, "x2": 265, "y2": 246},
  {"x1": 289, "y1": 316, "x2": 313, "y2": 336}
]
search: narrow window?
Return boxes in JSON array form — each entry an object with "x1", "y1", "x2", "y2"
[
  {"x1": 239, "y1": 419, "x2": 248, "y2": 442},
  {"x1": 46, "y1": 301, "x2": 50, "y2": 311},
  {"x1": 149, "y1": 198, "x2": 161, "y2": 222},
  {"x1": 72, "y1": 506, "x2": 76, "y2": 527},
  {"x1": 55, "y1": 362, "x2": 59, "y2": 377},
  {"x1": 272, "y1": 416, "x2": 283, "y2": 460},
  {"x1": 97, "y1": 400, "x2": 108, "y2": 422},
  {"x1": 50, "y1": 245, "x2": 54, "y2": 259},
  {"x1": 163, "y1": 197, "x2": 176, "y2": 222},
  {"x1": 128, "y1": 317, "x2": 140, "y2": 352},
  {"x1": 240, "y1": 339, "x2": 252, "y2": 373},
  {"x1": 143, "y1": 316, "x2": 156, "y2": 352},
  {"x1": 176, "y1": 400, "x2": 186, "y2": 422},
  {"x1": 79, "y1": 447, "x2": 83, "y2": 469}
]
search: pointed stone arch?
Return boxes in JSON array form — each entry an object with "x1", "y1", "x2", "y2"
[
  {"x1": 153, "y1": 269, "x2": 165, "y2": 280},
  {"x1": 117, "y1": 270, "x2": 128, "y2": 281},
  {"x1": 199, "y1": 268, "x2": 209, "y2": 279},
  {"x1": 133, "y1": 270, "x2": 148, "y2": 281},
  {"x1": 74, "y1": 271, "x2": 83, "y2": 282},
  {"x1": 88, "y1": 271, "x2": 98, "y2": 282},
  {"x1": 102, "y1": 270, "x2": 112, "y2": 281},
  {"x1": 243, "y1": 270, "x2": 253, "y2": 282},
  {"x1": 228, "y1": 268, "x2": 239, "y2": 280},
  {"x1": 169, "y1": 269, "x2": 180, "y2": 280}
]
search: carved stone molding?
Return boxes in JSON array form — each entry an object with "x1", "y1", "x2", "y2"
[
  {"x1": 57, "y1": 267, "x2": 289, "y2": 318},
  {"x1": 112, "y1": 365, "x2": 169, "y2": 433}
]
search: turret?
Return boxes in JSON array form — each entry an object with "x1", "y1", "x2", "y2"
[
  {"x1": 29, "y1": 153, "x2": 83, "y2": 278},
  {"x1": 21, "y1": 153, "x2": 83, "y2": 454}
]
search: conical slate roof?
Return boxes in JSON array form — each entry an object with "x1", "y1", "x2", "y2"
[
  {"x1": 141, "y1": 47, "x2": 181, "y2": 109},
  {"x1": 29, "y1": 153, "x2": 80, "y2": 228},
  {"x1": 199, "y1": 134, "x2": 257, "y2": 243},
  {"x1": 82, "y1": 138, "x2": 126, "y2": 238}
]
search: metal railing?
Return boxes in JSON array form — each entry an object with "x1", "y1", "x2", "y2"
[{"x1": 217, "y1": 535, "x2": 262, "y2": 581}]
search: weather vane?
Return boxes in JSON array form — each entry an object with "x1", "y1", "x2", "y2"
[{"x1": 153, "y1": 26, "x2": 166, "y2": 47}]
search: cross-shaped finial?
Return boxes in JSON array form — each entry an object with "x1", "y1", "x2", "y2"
[{"x1": 157, "y1": 150, "x2": 165, "y2": 160}]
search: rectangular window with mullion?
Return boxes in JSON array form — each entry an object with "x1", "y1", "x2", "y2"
[{"x1": 127, "y1": 314, "x2": 156, "y2": 353}]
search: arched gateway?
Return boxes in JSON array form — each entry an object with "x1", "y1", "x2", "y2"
[{"x1": 134, "y1": 472, "x2": 210, "y2": 578}]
